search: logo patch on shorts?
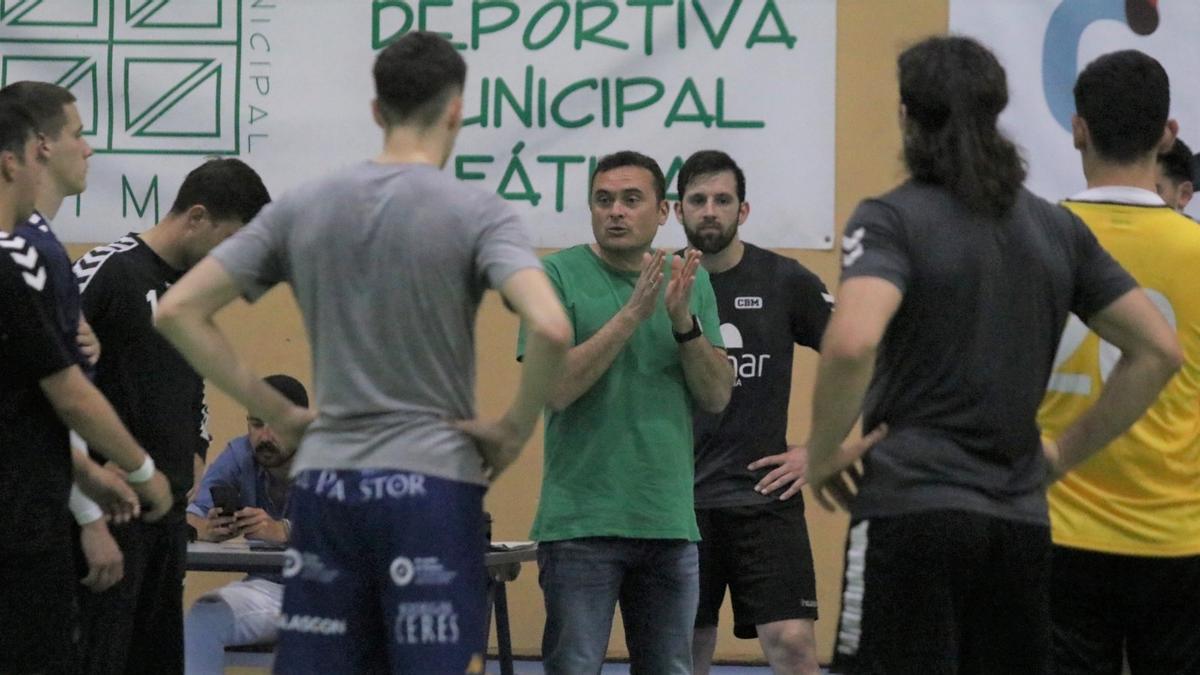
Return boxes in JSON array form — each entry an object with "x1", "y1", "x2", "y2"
[
  {"x1": 394, "y1": 602, "x2": 460, "y2": 645},
  {"x1": 282, "y1": 548, "x2": 303, "y2": 578},
  {"x1": 390, "y1": 556, "x2": 415, "y2": 586},
  {"x1": 278, "y1": 614, "x2": 348, "y2": 636},
  {"x1": 283, "y1": 549, "x2": 340, "y2": 583},
  {"x1": 390, "y1": 556, "x2": 458, "y2": 587}
]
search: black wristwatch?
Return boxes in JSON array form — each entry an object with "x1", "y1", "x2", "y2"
[{"x1": 673, "y1": 314, "x2": 703, "y2": 343}]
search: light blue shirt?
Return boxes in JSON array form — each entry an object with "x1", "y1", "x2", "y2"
[{"x1": 187, "y1": 435, "x2": 290, "y2": 521}]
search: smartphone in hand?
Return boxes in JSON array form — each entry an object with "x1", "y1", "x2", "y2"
[{"x1": 210, "y1": 484, "x2": 241, "y2": 517}]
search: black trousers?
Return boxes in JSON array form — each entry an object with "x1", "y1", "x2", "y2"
[
  {"x1": 0, "y1": 524, "x2": 78, "y2": 674},
  {"x1": 78, "y1": 518, "x2": 188, "y2": 675},
  {"x1": 1052, "y1": 545, "x2": 1200, "y2": 675}
]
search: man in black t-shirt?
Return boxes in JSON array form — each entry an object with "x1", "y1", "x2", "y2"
[
  {"x1": 806, "y1": 38, "x2": 1181, "y2": 674},
  {"x1": 73, "y1": 158, "x2": 270, "y2": 675},
  {"x1": 677, "y1": 150, "x2": 881, "y2": 675},
  {"x1": 0, "y1": 101, "x2": 171, "y2": 675}
]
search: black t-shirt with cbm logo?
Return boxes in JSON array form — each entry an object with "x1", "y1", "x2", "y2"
[{"x1": 693, "y1": 243, "x2": 832, "y2": 509}]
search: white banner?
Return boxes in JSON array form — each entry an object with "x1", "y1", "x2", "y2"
[
  {"x1": 950, "y1": 0, "x2": 1200, "y2": 217},
  {"x1": 0, "y1": 1, "x2": 836, "y2": 249}
]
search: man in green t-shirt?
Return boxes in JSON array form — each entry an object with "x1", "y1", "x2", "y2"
[{"x1": 518, "y1": 150, "x2": 733, "y2": 674}]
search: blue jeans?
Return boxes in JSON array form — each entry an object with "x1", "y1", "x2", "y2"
[{"x1": 538, "y1": 537, "x2": 699, "y2": 675}]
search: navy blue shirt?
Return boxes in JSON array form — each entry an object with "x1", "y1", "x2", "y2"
[
  {"x1": 0, "y1": 231, "x2": 74, "y2": 553},
  {"x1": 15, "y1": 212, "x2": 89, "y2": 372}
]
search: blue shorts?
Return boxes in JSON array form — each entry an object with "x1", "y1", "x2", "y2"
[{"x1": 274, "y1": 469, "x2": 488, "y2": 675}]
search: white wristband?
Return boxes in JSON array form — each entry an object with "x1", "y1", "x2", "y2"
[
  {"x1": 69, "y1": 484, "x2": 105, "y2": 525},
  {"x1": 126, "y1": 455, "x2": 156, "y2": 484},
  {"x1": 70, "y1": 430, "x2": 88, "y2": 456}
]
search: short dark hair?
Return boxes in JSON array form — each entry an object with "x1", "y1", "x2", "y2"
[
  {"x1": 591, "y1": 151, "x2": 666, "y2": 202},
  {"x1": 898, "y1": 35, "x2": 1026, "y2": 217},
  {"x1": 0, "y1": 100, "x2": 37, "y2": 158},
  {"x1": 264, "y1": 374, "x2": 308, "y2": 408},
  {"x1": 373, "y1": 31, "x2": 467, "y2": 128},
  {"x1": 169, "y1": 158, "x2": 271, "y2": 223},
  {"x1": 0, "y1": 81, "x2": 76, "y2": 137},
  {"x1": 1159, "y1": 138, "x2": 1194, "y2": 185},
  {"x1": 676, "y1": 150, "x2": 746, "y2": 202},
  {"x1": 1074, "y1": 50, "x2": 1170, "y2": 163}
]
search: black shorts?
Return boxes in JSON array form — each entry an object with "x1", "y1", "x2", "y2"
[
  {"x1": 695, "y1": 499, "x2": 818, "y2": 639},
  {"x1": 1051, "y1": 545, "x2": 1200, "y2": 675},
  {"x1": 831, "y1": 510, "x2": 1052, "y2": 675},
  {"x1": 0, "y1": 544, "x2": 79, "y2": 674}
]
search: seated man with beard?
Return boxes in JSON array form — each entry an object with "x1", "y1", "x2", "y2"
[{"x1": 183, "y1": 374, "x2": 309, "y2": 674}]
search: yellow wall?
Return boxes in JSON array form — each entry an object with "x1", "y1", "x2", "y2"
[{"x1": 67, "y1": 0, "x2": 949, "y2": 664}]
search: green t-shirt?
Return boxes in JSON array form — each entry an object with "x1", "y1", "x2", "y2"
[{"x1": 518, "y1": 244, "x2": 724, "y2": 542}]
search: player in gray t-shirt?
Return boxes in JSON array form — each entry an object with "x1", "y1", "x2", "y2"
[{"x1": 156, "y1": 32, "x2": 569, "y2": 674}]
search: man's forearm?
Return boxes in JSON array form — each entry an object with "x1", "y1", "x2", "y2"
[
  {"x1": 548, "y1": 310, "x2": 638, "y2": 410},
  {"x1": 157, "y1": 312, "x2": 294, "y2": 429},
  {"x1": 806, "y1": 350, "x2": 876, "y2": 468},
  {"x1": 678, "y1": 339, "x2": 733, "y2": 413},
  {"x1": 1054, "y1": 349, "x2": 1179, "y2": 477},
  {"x1": 41, "y1": 366, "x2": 148, "y2": 473},
  {"x1": 508, "y1": 329, "x2": 570, "y2": 431}
]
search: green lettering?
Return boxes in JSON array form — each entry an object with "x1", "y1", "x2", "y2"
[
  {"x1": 715, "y1": 78, "x2": 764, "y2": 128},
  {"x1": 472, "y1": 1, "x2": 520, "y2": 50},
  {"x1": 550, "y1": 78, "x2": 598, "y2": 128},
  {"x1": 575, "y1": 1, "x2": 628, "y2": 51},
  {"x1": 664, "y1": 78, "x2": 712, "y2": 127},
  {"x1": 463, "y1": 78, "x2": 490, "y2": 127},
  {"x1": 676, "y1": 0, "x2": 686, "y2": 49},
  {"x1": 662, "y1": 155, "x2": 684, "y2": 201},
  {"x1": 455, "y1": 155, "x2": 495, "y2": 181},
  {"x1": 523, "y1": 1, "x2": 569, "y2": 50},
  {"x1": 498, "y1": 142, "x2": 542, "y2": 206},
  {"x1": 122, "y1": 175, "x2": 159, "y2": 221},
  {"x1": 372, "y1": 0, "x2": 414, "y2": 49},
  {"x1": 693, "y1": 0, "x2": 740, "y2": 49},
  {"x1": 494, "y1": 67, "x2": 533, "y2": 128},
  {"x1": 538, "y1": 77, "x2": 548, "y2": 128},
  {"x1": 601, "y1": 78, "x2": 611, "y2": 127},
  {"x1": 616, "y1": 77, "x2": 665, "y2": 127},
  {"x1": 418, "y1": 0, "x2": 466, "y2": 50},
  {"x1": 627, "y1": 0, "x2": 672, "y2": 55},
  {"x1": 538, "y1": 155, "x2": 586, "y2": 212},
  {"x1": 746, "y1": 0, "x2": 796, "y2": 49}
]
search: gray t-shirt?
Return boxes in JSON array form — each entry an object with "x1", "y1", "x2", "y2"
[
  {"x1": 210, "y1": 161, "x2": 541, "y2": 486},
  {"x1": 841, "y1": 182, "x2": 1136, "y2": 525}
]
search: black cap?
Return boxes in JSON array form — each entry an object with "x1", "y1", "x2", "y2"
[{"x1": 264, "y1": 374, "x2": 309, "y2": 408}]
